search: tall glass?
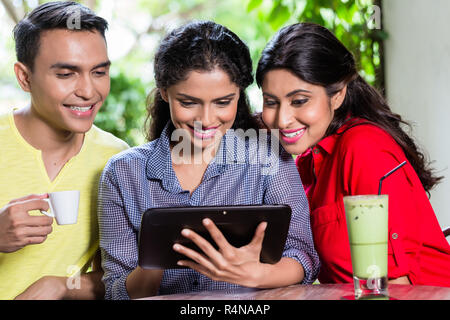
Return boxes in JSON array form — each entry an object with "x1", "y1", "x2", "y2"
[{"x1": 343, "y1": 195, "x2": 389, "y2": 299}]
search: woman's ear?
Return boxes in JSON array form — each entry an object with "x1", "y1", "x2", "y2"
[
  {"x1": 14, "y1": 62, "x2": 32, "y2": 93},
  {"x1": 331, "y1": 85, "x2": 347, "y2": 111},
  {"x1": 159, "y1": 88, "x2": 169, "y2": 102}
]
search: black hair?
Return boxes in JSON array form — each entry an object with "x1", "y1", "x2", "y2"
[
  {"x1": 256, "y1": 22, "x2": 442, "y2": 194},
  {"x1": 145, "y1": 20, "x2": 259, "y2": 141},
  {"x1": 13, "y1": 1, "x2": 108, "y2": 71}
]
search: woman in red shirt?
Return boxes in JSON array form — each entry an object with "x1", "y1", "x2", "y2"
[{"x1": 255, "y1": 22, "x2": 450, "y2": 286}]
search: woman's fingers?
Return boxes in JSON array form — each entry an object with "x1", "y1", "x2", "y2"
[
  {"x1": 180, "y1": 228, "x2": 218, "y2": 257},
  {"x1": 173, "y1": 242, "x2": 216, "y2": 271},
  {"x1": 178, "y1": 225, "x2": 231, "y2": 269},
  {"x1": 177, "y1": 259, "x2": 209, "y2": 274},
  {"x1": 175, "y1": 220, "x2": 267, "y2": 281},
  {"x1": 248, "y1": 221, "x2": 267, "y2": 250},
  {"x1": 177, "y1": 258, "x2": 225, "y2": 282},
  {"x1": 202, "y1": 218, "x2": 233, "y2": 252}
]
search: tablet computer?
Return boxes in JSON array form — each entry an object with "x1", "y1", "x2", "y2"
[{"x1": 138, "y1": 204, "x2": 292, "y2": 269}]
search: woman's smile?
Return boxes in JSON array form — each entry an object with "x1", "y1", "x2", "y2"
[
  {"x1": 188, "y1": 124, "x2": 220, "y2": 140},
  {"x1": 280, "y1": 127, "x2": 306, "y2": 144}
]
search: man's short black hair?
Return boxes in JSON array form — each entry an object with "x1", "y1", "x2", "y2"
[{"x1": 13, "y1": 1, "x2": 108, "y2": 71}]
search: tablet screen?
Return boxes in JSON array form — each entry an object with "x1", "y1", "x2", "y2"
[{"x1": 138, "y1": 204, "x2": 292, "y2": 269}]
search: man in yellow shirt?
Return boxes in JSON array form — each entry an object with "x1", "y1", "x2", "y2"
[{"x1": 0, "y1": 1, "x2": 128, "y2": 299}]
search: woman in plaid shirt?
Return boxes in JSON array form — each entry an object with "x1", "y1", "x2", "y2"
[{"x1": 98, "y1": 21, "x2": 320, "y2": 299}]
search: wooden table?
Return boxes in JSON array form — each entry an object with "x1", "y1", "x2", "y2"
[{"x1": 143, "y1": 283, "x2": 450, "y2": 300}]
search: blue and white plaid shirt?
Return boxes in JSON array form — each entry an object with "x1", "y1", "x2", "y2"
[{"x1": 98, "y1": 123, "x2": 320, "y2": 300}]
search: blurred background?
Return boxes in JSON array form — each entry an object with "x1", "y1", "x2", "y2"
[{"x1": 0, "y1": 0, "x2": 449, "y2": 234}]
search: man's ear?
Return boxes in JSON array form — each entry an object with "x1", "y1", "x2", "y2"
[
  {"x1": 14, "y1": 62, "x2": 32, "y2": 93},
  {"x1": 331, "y1": 85, "x2": 347, "y2": 111},
  {"x1": 159, "y1": 88, "x2": 168, "y2": 102}
]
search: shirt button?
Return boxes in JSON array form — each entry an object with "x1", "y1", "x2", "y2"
[
  {"x1": 193, "y1": 280, "x2": 199, "y2": 286},
  {"x1": 392, "y1": 233, "x2": 398, "y2": 240},
  {"x1": 313, "y1": 148, "x2": 320, "y2": 154}
]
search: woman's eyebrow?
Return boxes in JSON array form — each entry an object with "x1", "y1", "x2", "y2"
[
  {"x1": 262, "y1": 92, "x2": 279, "y2": 100},
  {"x1": 263, "y1": 89, "x2": 311, "y2": 100},
  {"x1": 176, "y1": 93, "x2": 202, "y2": 102},
  {"x1": 212, "y1": 93, "x2": 236, "y2": 101},
  {"x1": 286, "y1": 89, "x2": 312, "y2": 97},
  {"x1": 176, "y1": 93, "x2": 236, "y2": 102}
]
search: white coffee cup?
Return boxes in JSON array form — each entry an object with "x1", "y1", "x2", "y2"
[{"x1": 40, "y1": 190, "x2": 80, "y2": 225}]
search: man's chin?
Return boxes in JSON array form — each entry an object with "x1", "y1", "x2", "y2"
[{"x1": 62, "y1": 121, "x2": 96, "y2": 135}]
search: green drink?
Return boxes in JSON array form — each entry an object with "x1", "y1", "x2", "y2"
[{"x1": 344, "y1": 195, "x2": 389, "y2": 299}]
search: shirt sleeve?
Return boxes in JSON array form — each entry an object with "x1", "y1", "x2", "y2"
[
  {"x1": 97, "y1": 158, "x2": 136, "y2": 300},
  {"x1": 263, "y1": 149, "x2": 320, "y2": 284},
  {"x1": 340, "y1": 125, "x2": 423, "y2": 281}
]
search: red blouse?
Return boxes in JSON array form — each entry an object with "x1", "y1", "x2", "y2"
[{"x1": 296, "y1": 118, "x2": 450, "y2": 286}]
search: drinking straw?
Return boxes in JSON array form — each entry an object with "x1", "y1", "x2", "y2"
[{"x1": 378, "y1": 161, "x2": 407, "y2": 195}]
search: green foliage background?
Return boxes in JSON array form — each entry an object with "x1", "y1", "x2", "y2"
[
  {"x1": 99, "y1": 0, "x2": 386, "y2": 146},
  {"x1": 0, "y1": 0, "x2": 387, "y2": 147},
  {"x1": 94, "y1": 71, "x2": 148, "y2": 147}
]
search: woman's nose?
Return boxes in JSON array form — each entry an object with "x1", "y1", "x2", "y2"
[
  {"x1": 277, "y1": 103, "x2": 294, "y2": 129},
  {"x1": 197, "y1": 105, "x2": 215, "y2": 128}
]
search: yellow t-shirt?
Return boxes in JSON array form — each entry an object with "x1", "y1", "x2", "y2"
[{"x1": 0, "y1": 110, "x2": 129, "y2": 299}]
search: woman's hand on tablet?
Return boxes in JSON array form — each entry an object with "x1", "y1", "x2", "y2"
[{"x1": 173, "y1": 218, "x2": 267, "y2": 288}]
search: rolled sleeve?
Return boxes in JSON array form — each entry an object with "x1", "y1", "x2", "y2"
[
  {"x1": 264, "y1": 150, "x2": 320, "y2": 284},
  {"x1": 110, "y1": 274, "x2": 131, "y2": 300}
]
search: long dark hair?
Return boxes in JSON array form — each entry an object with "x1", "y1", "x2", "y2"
[
  {"x1": 256, "y1": 22, "x2": 442, "y2": 194},
  {"x1": 145, "y1": 20, "x2": 259, "y2": 141}
]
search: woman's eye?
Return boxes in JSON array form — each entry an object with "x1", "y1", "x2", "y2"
[
  {"x1": 216, "y1": 100, "x2": 231, "y2": 107},
  {"x1": 292, "y1": 99, "x2": 308, "y2": 106},
  {"x1": 264, "y1": 99, "x2": 278, "y2": 107},
  {"x1": 179, "y1": 100, "x2": 196, "y2": 107}
]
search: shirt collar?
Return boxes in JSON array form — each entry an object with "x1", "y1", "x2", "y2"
[
  {"x1": 316, "y1": 134, "x2": 337, "y2": 155},
  {"x1": 303, "y1": 117, "x2": 369, "y2": 157}
]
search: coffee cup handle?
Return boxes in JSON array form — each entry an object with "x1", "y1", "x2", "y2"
[{"x1": 40, "y1": 198, "x2": 55, "y2": 218}]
